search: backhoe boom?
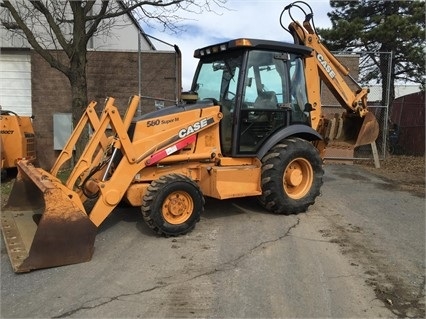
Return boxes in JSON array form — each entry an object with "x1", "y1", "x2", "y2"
[{"x1": 282, "y1": 2, "x2": 379, "y2": 149}]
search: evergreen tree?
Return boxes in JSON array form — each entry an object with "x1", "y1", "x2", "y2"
[{"x1": 317, "y1": 0, "x2": 425, "y2": 106}]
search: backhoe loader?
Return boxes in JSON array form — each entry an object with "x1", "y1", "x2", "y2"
[
  {"x1": 0, "y1": 109, "x2": 36, "y2": 180},
  {"x1": 1, "y1": 1, "x2": 379, "y2": 272}
]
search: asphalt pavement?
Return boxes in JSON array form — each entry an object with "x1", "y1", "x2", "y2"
[{"x1": 1, "y1": 164, "x2": 424, "y2": 318}]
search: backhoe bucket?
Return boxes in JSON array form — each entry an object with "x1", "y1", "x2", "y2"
[
  {"x1": 353, "y1": 112, "x2": 380, "y2": 147},
  {"x1": 1, "y1": 161, "x2": 97, "y2": 273},
  {"x1": 326, "y1": 111, "x2": 380, "y2": 147}
]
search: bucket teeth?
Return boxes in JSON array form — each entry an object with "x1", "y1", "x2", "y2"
[
  {"x1": 1, "y1": 211, "x2": 33, "y2": 272},
  {"x1": 323, "y1": 112, "x2": 379, "y2": 147}
]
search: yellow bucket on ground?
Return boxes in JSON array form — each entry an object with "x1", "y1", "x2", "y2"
[{"x1": 1, "y1": 161, "x2": 97, "y2": 273}]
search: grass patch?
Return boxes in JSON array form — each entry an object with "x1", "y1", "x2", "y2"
[
  {"x1": 57, "y1": 169, "x2": 72, "y2": 183},
  {"x1": 1, "y1": 180, "x2": 13, "y2": 197},
  {"x1": 1, "y1": 179, "x2": 14, "y2": 207}
]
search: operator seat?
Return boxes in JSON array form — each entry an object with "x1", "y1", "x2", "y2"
[
  {"x1": 253, "y1": 91, "x2": 278, "y2": 109},
  {"x1": 252, "y1": 91, "x2": 278, "y2": 122}
]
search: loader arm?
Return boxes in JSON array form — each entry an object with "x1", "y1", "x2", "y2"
[{"x1": 50, "y1": 100, "x2": 100, "y2": 177}]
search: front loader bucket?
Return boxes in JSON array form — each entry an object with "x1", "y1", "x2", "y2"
[{"x1": 1, "y1": 161, "x2": 97, "y2": 273}]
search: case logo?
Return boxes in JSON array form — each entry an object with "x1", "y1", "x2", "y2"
[
  {"x1": 178, "y1": 118, "x2": 213, "y2": 138},
  {"x1": 317, "y1": 53, "x2": 336, "y2": 79}
]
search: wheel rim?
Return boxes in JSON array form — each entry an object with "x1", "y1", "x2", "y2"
[
  {"x1": 162, "y1": 191, "x2": 194, "y2": 224},
  {"x1": 283, "y1": 157, "x2": 314, "y2": 199}
]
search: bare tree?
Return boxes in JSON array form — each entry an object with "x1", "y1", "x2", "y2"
[{"x1": 0, "y1": 0, "x2": 226, "y2": 156}]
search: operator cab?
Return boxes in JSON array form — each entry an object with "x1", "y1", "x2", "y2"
[{"x1": 191, "y1": 38, "x2": 313, "y2": 156}]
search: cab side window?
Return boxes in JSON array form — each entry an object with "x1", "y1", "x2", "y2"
[{"x1": 242, "y1": 51, "x2": 286, "y2": 108}]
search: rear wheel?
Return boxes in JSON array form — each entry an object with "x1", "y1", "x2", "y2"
[
  {"x1": 142, "y1": 174, "x2": 204, "y2": 236},
  {"x1": 259, "y1": 138, "x2": 323, "y2": 214}
]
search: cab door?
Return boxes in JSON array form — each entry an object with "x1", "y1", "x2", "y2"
[{"x1": 236, "y1": 50, "x2": 291, "y2": 154}]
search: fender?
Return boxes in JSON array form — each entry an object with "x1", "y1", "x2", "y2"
[{"x1": 256, "y1": 124, "x2": 322, "y2": 159}]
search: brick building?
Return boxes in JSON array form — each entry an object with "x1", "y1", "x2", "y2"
[{"x1": 31, "y1": 50, "x2": 177, "y2": 168}]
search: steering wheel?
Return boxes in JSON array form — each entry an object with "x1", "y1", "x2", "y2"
[{"x1": 227, "y1": 91, "x2": 236, "y2": 101}]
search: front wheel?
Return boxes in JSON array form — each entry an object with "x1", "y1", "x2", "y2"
[
  {"x1": 142, "y1": 174, "x2": 204, "y2": 236},
  {"x1": 259, "y1": 138, "x2": 323, "y2": 214}
]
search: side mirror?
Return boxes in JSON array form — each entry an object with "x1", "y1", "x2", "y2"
[{"x1": 304, "y1": 103, "x2": 313, "y2": 112}]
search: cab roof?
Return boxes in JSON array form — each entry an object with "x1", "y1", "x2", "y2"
[{"x1": 194, "y1": 38, "x2": 312, "y2": 58}]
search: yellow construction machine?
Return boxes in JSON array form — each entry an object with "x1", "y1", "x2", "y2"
[
  {"x1": 0, "y1": 109, "x2": 36, "y2": 180},
  {"x1": 1, "y1": 1, "x2": 379, "y2": 272}
]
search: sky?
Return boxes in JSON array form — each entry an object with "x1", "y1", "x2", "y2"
[{"x1": 139, "y1": 0, "x2": 333, "y2": 90}]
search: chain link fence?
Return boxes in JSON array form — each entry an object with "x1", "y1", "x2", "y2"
[{"x1": 322, "y1": 51, "x2": 392, "y2": 161}]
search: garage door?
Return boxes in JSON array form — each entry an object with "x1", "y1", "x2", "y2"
[{"x1": 0, "y1": 52, "x2": 32, "y2": 116}]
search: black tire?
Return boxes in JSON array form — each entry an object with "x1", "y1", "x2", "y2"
[
  {"x1": 1, "y1": 169, "x2": 7, "y2": 182},
  {"x1": 141, "y1": 174, "x2": 204, "y2": 236},
  {"x1": 259, "y1": 138, "x2": 323, "y2": 214}
]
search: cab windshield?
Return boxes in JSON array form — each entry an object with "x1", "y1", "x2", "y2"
[{"x1": 193, "y1": 52, "x2": 242, "y2": 107}]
